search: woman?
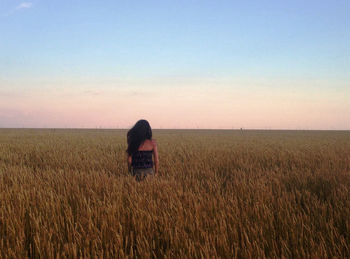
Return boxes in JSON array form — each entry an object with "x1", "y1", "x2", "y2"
[{"x1": 126, "y1": 120, "x2": 159, "y2": 181}]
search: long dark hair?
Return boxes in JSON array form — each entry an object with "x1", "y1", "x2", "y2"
[{"x1": 126, "y1": 119, "x2": 152, "y2": 155}]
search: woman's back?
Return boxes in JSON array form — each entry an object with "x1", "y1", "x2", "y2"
[
  {"x1": 131, "y1": 139, "x2": 155, "y2": 169},
  {"x1": 127, "y1": 120, "x2": 159, "y2": 180},
  {"x1": 137, "y1": 139, "x2": 154, "y2": 151},
  {"x1": 131, "y1": 150, "x2": 153, "y2": 169}
]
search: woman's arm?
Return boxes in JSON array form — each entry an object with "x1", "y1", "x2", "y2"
[
  {"x1": 127, "y1": 154, "x2": 132, "y2": 173},
  {"x1": 152, "y1": 140, "x2": 159, "y2": 174}
]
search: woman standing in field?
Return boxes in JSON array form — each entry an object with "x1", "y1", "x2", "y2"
[{"x1": 126, "y1": 120, "x2": 159, "y2": 181}]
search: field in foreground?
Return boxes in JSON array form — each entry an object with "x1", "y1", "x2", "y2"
[{"x1": 0, "y1": 129, "x2": 350, "y2": 258}]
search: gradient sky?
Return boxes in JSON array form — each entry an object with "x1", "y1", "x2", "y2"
[{"x1": 1, "y1": 0, "x2": 349, "y2": 129}]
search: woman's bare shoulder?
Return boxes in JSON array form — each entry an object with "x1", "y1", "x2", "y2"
[
  {"x1": 151, "y1": 139, "x2": 157, "y2": 146},
  {"x1": 139, "y1": 139, "x2": 157, "y2": 150}
]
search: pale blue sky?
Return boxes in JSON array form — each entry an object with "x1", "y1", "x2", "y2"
[{"x1": 1, "y1": 0, "x2": 349, "y2": 129}]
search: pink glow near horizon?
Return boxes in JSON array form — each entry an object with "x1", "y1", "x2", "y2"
[{"x1": 1, "y1": 78, "x2": 349, "y2": 130}]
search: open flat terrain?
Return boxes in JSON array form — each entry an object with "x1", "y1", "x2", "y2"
[{"x1": 0, "y1": 129, "x2": 350, "y2": 258}]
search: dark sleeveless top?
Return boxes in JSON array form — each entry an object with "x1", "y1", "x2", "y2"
[{"x1": 131, "y1": 150, "x2": 153, "y2": 169}]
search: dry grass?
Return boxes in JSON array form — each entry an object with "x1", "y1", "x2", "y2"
[{"x1": 0, "y1": 129, "x2": 350, "y2": 258}]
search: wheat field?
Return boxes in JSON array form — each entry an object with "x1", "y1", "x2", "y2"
[{"x1": 0, "y1": 129, "x2": 349, "y2": 258}]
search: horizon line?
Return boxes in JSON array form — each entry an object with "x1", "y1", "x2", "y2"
[{"x1": 0, "y1": 127, "x2": 349, "y2": 131}]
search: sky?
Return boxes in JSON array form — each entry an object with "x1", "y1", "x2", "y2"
[{"x1": 0, "y1": 0, "x2": 349, "y2": 129}]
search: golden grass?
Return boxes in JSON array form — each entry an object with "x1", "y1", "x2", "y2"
[{"x1": 0, "y1": 129, "x2": 349, "y2": 258}]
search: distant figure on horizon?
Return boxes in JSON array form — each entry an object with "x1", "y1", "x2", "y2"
[{"x1": 126, "y1": 119, "x2": 159, "y2": 181}]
